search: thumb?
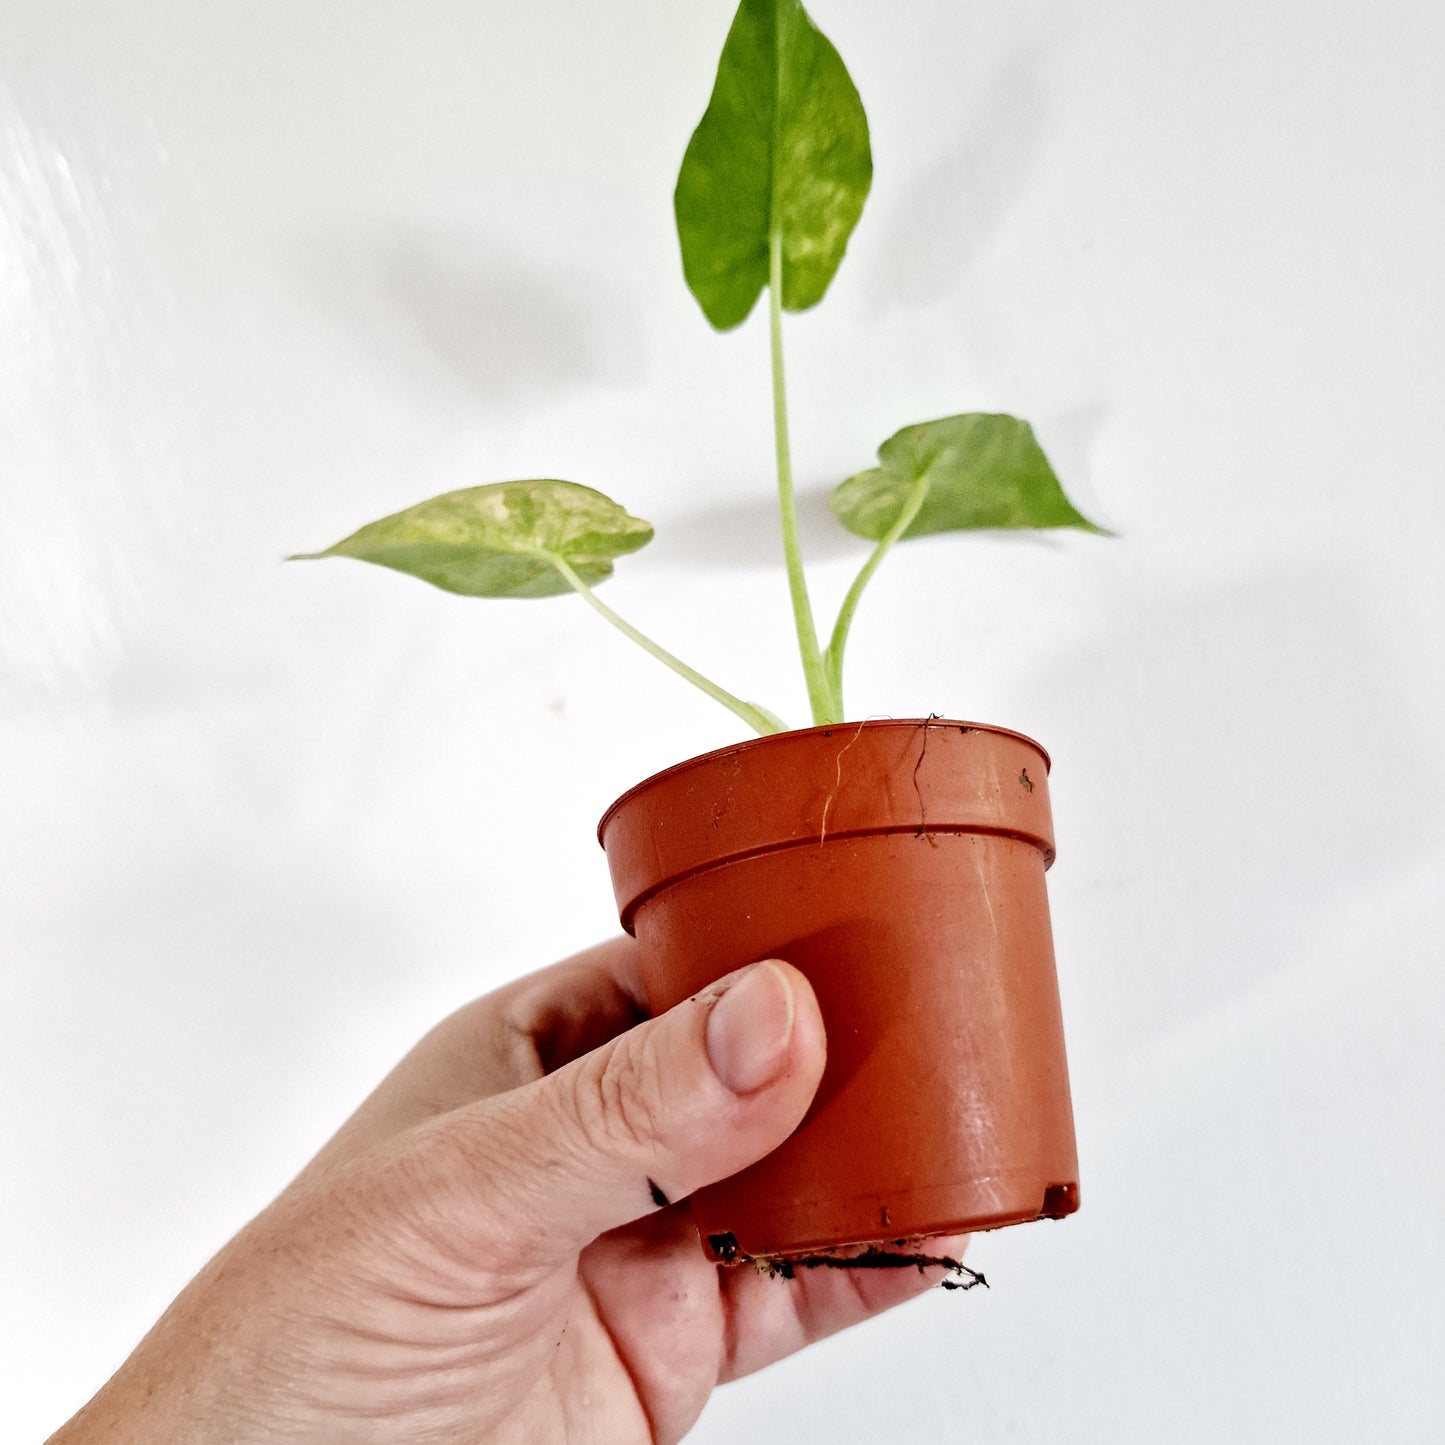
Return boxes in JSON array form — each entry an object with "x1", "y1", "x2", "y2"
[{"x1": 399, "y1": 960, "x2": 825, "y2": 1264}]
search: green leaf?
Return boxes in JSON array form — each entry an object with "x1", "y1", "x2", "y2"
[
  {"x1": 290, "y1": 480, "x2": 654, "y2": 599},
  {"x1": 830, "y1": 414, "x2": 1110, "y2": 541},
  {"x1": 675, "y1": 0, "x2": 872, "y2": 330}
]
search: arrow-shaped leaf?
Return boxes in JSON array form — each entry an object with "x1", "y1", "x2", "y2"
[
  {"x1": 675, "y1": 0, "x2": 872, "y2": 331},
  {"x1": 830, "y1": 413, "x2": 1108, "y2": 541},
  {"x1": 290, "y1": 480, "x2": 654, "y2": 599}
]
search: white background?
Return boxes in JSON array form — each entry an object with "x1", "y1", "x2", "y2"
[{"x1": 4, "y1": 0, "x2": 1443, "y2": 1439}]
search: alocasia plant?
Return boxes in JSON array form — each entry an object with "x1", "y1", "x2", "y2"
[{"x1": 293, "y1": 0, "x2": 1106, "y2": 733}]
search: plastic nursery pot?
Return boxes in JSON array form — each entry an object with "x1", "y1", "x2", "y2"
[{"x1": 598, "y1": 718, "x2": 1080, "y2": 1263}]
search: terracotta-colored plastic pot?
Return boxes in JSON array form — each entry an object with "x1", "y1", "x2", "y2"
[{"x1": 598, "y1": 718, "x2": 1080, "y2": 1262}]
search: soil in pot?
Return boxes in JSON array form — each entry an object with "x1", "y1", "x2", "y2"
[{"x1": 599, "y1": 719, "x2": 1080, "y2": 1265}]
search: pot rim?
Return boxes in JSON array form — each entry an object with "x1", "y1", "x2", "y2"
[{"x1": 597, "y1": 716, "x2": 1051, "y2": 847}]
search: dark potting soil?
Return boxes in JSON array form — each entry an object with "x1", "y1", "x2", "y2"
[{"x1": 707, "y1": 1233, "x2": 986, "y2": 1291}]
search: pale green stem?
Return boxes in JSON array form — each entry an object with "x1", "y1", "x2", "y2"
[
  {"x1": 824, "y1": 473, "x2": 931, "y2": 712},
  {"x1": 548, "y1": 554, "x2": 785, "y2": 736},
  {"x1": 769, "y1": 228, "x2": 838, "y2": 724}
]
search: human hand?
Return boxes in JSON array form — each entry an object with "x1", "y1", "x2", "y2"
[{"x1": 53, "y1": 939, "x2": 966, "y2": 1444}]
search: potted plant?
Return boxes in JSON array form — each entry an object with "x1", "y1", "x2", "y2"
[{"x1": 294, "y1": 0, "x2": 1106, "y2": 1272}]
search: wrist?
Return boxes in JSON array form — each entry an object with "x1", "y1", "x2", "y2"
[{"x1": 49, "y1": 1233, "x2": 309, "y2": 1445}]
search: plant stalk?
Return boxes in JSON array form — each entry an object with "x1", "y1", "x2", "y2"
[
  {"x1": 768, "y1": 227, "x2": 838, "y2": 725},
  {"x1": 547, "y1": 554, "x2": 785, "y2": 736},
  {"x1": 824, "y1": 472, "x2": 931, "y2": 712}
]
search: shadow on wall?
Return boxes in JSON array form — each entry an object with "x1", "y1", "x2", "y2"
[
  {"x1": 1036, "y1": 405, "x2": 1113, "y2": 530},
  {"x1": 1032, "y1": 564, "x2": 1440, "y2": 1055},
  {"x1": 650, "y1": 483, "x2": 865, "y2": 574},
  {"x1": 862, "y1": 47, "x2": 1052, "y2": 311},
  {"x1": 295, "y1": 228, "x2": 645, "y2": 411}
]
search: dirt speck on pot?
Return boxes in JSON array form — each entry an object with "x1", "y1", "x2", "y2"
[{"x1": 708, "y1": 1232, "x2": 741, "y2": 1263}]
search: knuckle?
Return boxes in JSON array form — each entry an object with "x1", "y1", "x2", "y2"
[
  {"x1": 375, "y1": 1117, "x2": 481, "y2": 1241},
  {"x1": 573, "y1": 1033, "x2": 669, "y2": 1158}
]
